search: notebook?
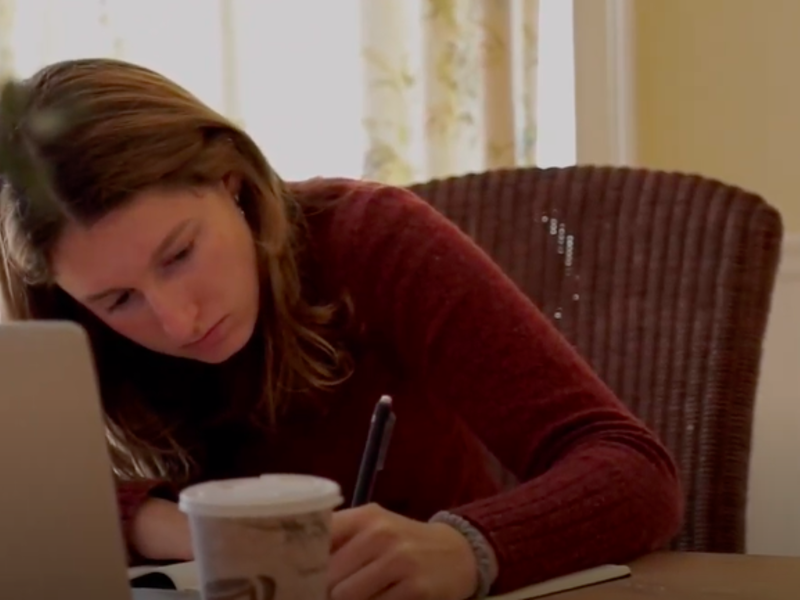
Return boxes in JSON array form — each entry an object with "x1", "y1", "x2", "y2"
[{"x1": 129, "y1": 561, "x2": 631, "y2": 599}]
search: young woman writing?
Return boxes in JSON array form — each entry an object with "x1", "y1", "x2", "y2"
[{"x1": 0, "y1": 59, "x2": 682, "y2": 600}]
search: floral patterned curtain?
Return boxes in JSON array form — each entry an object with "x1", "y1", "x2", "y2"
[
  {"x1": 361, "y1": 0, "x2": 540, "y2": 185},
  {"x1": 0, "y1": 0, "x2": 15, "y2": 82}
]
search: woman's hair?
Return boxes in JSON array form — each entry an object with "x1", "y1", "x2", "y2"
[{"x1": 0, "y1": 58, "x2": 352, "y2": 482}]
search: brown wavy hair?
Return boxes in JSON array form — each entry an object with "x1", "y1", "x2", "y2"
[{"x1": 0, "y1": 58, "x2": 352, "y2": 482}]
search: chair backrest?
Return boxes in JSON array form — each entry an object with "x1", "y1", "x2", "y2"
[{"x1": 407, "y1": 166, "x2": 784, "y2": 553}]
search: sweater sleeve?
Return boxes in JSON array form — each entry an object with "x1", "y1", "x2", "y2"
[{"x1": 330, "y1": 183, "x2": 684, "y2": 592}]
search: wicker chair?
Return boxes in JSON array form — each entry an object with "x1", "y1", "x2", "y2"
[{"x1": 407, "y1": 166, "x2": 783, "y2": 553}]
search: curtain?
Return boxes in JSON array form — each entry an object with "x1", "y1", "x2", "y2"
[
  {"x1": 0, "y1": 0, "x2": 546, "y2": 185},
  {"x1": 362, "y1": 0, "x2": 539, "y2": 185}
]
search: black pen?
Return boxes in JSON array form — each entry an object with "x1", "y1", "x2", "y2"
[{"x1": 351, "y1": 395, "x2": 396, "y2": 507}]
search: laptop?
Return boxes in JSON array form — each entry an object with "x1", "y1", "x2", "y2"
[{"x1": 0, "y1": 321, "x2": 194, "y2": 600}]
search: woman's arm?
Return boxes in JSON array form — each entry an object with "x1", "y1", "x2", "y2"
[
  {"x1": 326, "y1": 181, "x2": 684, "y2": 593},
  {"x1": 118, "y1": 480, "x2": 193, "y2": 563}
]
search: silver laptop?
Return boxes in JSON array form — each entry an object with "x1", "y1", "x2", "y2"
[{"x1": 0, "y1": 321, "x2": 192, "y2": 600}]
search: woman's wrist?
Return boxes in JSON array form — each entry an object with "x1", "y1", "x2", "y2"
[
  {"x1": 130, "y1": 497, "x2": 194, "y2": 561},
  {"x1": 430, "y1": 511, "x2": 499, "y2": 599}
]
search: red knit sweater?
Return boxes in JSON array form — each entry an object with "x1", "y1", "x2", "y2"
[{"x1": 117, "y1": 179, "x2": 683, "y2": 593}]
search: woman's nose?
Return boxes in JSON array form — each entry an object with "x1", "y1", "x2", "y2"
[{"x1": 148, "y1": 289, "x2": 200, "y2": 343}]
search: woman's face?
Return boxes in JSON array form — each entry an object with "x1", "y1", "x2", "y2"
[{"x1": 52, "y1": 181, "x2": 260, "y2": 364}]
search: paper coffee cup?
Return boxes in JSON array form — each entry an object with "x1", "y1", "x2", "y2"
[{"x1": 179, "y1": 474, "x2": 343, "y2": 600}]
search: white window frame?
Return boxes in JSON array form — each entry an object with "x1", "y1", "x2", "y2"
[{"x1": 572, "y1": 0, "x2": 636, "y2": 166}]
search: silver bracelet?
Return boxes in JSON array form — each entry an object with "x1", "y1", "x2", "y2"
[{"x1": 430, "y1": 511, "x2": 498, "y2": 600}]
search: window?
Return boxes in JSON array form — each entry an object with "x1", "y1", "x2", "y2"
[{"x1": 5, "y1": 0, "x2": 575, "y2": 180}]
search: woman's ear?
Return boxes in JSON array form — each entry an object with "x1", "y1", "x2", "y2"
[{"x1": 222, "y1": 172, "x2": 242, "y2": 202}]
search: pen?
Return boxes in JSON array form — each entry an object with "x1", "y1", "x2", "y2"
[{"x1": 351, "y1": 395, "x2": 395, "y2": 507}]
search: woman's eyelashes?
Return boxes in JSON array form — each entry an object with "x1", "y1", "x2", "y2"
[
  {"x1": 166, "y1": 240, "x2": 195, "y2": 266},
  {"x1": 108, "y1": 290, "x2": 133, "y2": 313}
]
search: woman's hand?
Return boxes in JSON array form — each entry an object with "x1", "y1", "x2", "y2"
[
  {"x1": 328, "y1": 503, "x2": 482, "y2": 600},
  {"x1": 130, "y1": 497, "x2": 195, "y2": 561}
]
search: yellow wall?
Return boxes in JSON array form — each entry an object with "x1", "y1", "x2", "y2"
[{"x1": 634, "y1": 0, "x2": 800, "y2": 231}]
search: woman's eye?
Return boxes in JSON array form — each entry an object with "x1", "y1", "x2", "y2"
[
  {"x1": 168, "y1": 241, "x2": 195, "y2": 265},
  {"x1": 108, "y1": 291, "x2": 132, "y2": 313}
]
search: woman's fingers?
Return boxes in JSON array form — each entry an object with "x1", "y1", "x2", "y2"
[
  {"x1": 328, "y1": 505, "x2": 399, "y2": 595},
  {"x1": 330, "y1": 548, "x2": 401, "y2": 600},
  {"x1": 327, "y1": 503, "x2": 479, "y2": 600}
]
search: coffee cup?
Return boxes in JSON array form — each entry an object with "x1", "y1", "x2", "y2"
[{"x1": 179, "y1": 474, "x2": 343, "y2": 600}]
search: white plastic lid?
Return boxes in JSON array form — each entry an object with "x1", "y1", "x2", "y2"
[{"x1": 178, "y1": 474, "x2": 343, "y2": 518}]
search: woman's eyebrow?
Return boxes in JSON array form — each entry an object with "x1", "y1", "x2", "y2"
[{"x1": 83, "y1": 219, "x2": 194, "y2": 303}]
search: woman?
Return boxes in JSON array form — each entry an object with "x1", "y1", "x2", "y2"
[{"x1": 0, "y1": 58, "x2": 683, "y2": 600}]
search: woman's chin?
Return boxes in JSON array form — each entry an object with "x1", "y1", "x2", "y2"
[{"x1": 190, "y1": 314, "x2": 255, "y2": 364}]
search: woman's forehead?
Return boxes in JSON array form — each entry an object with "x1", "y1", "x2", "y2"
[{"x1": 51, "y1": 189, "x2": 205, "y2": 296}]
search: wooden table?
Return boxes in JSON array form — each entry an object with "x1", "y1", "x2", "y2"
[{"x1": 557, "y1": 552, "x2": 800, "y2": 599}]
